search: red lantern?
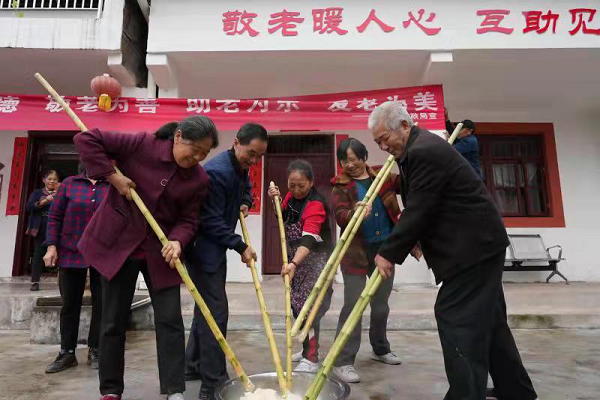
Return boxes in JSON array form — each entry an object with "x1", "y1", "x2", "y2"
[{"x1": 91, "y1": 74, "x2": 122, "y2": 111}]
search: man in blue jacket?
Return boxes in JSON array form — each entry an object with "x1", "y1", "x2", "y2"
[
  {"x1": 445, "y1": 108, "x2": 482, "y2": 179},
  {"x1": 185, "y1": 123, "x2": 268, "y2": 400}
]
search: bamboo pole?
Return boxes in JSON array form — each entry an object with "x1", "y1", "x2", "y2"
[
  {"x1": 269, "y1": 182, "x2": 293, "y2": 389},
  {"x1": 304, "y1": 269, "x2": 384, "y2": 400},
  {"x1": 239, "y1": 212, "x2": 288, "y2": 398},
  {"x1": 447, "y1": 122, "x2": 464, "y2": 145},
  {"x1": 34, "y1": 72, "x2": 254, "y2": 392},
  {"x1": 296, "y1": 159, "x2": 395, "y2": 343},
  {"x1": 290, "y1": 154, "x2": 396, "y2": 339}
]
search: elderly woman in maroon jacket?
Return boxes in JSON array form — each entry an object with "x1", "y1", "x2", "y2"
[
  {"x1": 268, "y1": 159, "x2": 334, "y2": 374},
  {"x1": 74, "y1": 116, "x2": 218, "y2": 400}
]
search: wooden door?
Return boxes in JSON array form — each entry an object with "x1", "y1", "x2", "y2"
[{"x1": 262, "y1": 135, "x2": 336, "y2": 274}]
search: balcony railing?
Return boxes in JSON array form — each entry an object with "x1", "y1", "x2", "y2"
[{"x1": 0, "y1": 0, "x2": 99, "y2": 10}]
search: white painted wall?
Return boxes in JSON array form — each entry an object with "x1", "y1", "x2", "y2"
[
  {"x1": 148, "y1": 0, "x2": 600, "y2": 53},
  {"x1": 0, "y1": 0, "x2": 124, "y2": 50},
  {"x1": 0, "y1": 131, "x2": 28, "y2": 278},
  {"x1": 447, "y1": 107, "x2": 600, "y2": 283}
]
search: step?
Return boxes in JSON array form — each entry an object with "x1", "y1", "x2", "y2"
[{"x1": 30, "y1": 295, "x2": 150, "y2": 345}]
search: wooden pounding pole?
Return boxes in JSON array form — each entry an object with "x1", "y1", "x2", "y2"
[
  {"x1": 270, "y1": 181, "x2": 294, "y2": 389},
  {"x1": 296, "y1": 159, "x2": 395, "y2": 343},
  {"x1": 304, "y1": 269, "x2": 384, "y2": 400},
  {"x1": 34, "y1": 72, "x2": 254, "y2": 392},
  {"x1": 290, "y1": 154, "x2": 396, "y2": 339},
  {"x1": 239, "y1": 212, "x2": 288, "y2": 398}
]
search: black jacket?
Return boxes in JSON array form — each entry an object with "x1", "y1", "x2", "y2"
[{"x1": 378, "y1": 126, "x2": 509, "y2": 283}]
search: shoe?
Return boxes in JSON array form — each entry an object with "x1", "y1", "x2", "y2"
[
  {"x1": 185, "y1": 370, "x2": 202, "y2": 381},
  {"x1": 371, "y1": 351, "x2": 402, "y2": 365},
  {"x1": 100, "y1": 395, "x2": 121, "y2": 400},
  {"x1": 198, "y1": 391, "x2": 216, "y2": 400},
  {"x1": 294, "y1": 358, "x2": 319, "y2": 373},
  {"x1": 30, "y1": 282, "x2": 39, "y2": 291},
  {"x1": 332, "y1": 365, "x2": 361, "y2": 383},
  {"x1": 45, "y1": 350, "x2": 78, "y2": 373},
  {"x1": 167, "y1": 394, "x2": 185, "y2": 400},
  {"x1": 88, "y1": 347, "x2": 100, "y2": 370},
  {"x1": 292, "y1": 350, "x2": 303, "y2": 362}
]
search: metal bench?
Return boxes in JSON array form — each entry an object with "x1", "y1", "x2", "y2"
[{"x1": 504, "y1": 234, "x2": 568, "y2": 284}]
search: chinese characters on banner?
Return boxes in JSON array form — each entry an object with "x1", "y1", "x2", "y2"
[
  {"x1": 6, "y1": 137, "x2": 28, "y2": 216},
  {"x1": 248, "y1": 159, "x2": 263, "y2": 215},
  {"x1": 221, "y1": 7, "x2": 600, "y2": 37},
  {"x1": 0, "y1": 85, "x2": 445, "y2": 132}
]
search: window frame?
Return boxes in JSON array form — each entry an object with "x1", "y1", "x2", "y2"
[
  {"x1": 475, "y1": 123, "x2": 565, "y2": 228},
  {"x1": 480, "y1": 135, "x2": 548, "y2": 218}
]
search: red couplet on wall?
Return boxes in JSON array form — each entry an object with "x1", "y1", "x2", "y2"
[{"x1": 6, "y1": 137, "x2": 28, "y2": 216}]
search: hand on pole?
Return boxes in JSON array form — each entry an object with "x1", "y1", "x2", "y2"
[
  {"x1": 240, "y1": 204, "x2": 249, "y2": 218},
  {"x1": 375, "y1": 254, "x2": 394, "y2": 279},
  {"x1": 354, "y1": 201, "x2": 372, "y2": 218},
  {"x1": 281, "y1": 262, "x2": 296, "y2": 280},
  {"x1": 268, "y1": 185, "x2": 280, "y2": 200},
  {"x1": 241, "y1": 245, "x2": 257, "y2": 266},
  {"x1": 162, "y1": 240, "x2": 182, "y2": 268},
  {"x1": 107, "y1": 173, "x2": 136, "y2": 201}
]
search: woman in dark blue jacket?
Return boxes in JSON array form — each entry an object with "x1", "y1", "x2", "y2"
[{"x1": 25, "y1": 169, "x2": 60, "y2": 291}]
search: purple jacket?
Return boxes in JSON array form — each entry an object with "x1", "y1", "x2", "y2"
[
  {"x1": 46, "y1": 175, "x2": 110, "y2": 268},
  {"x1": 74, "y1": 129, "x2": 210, "y2": 289}
]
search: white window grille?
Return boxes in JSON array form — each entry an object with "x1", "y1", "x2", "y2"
[{"x1": 0, "y1": 0, "x2": 99, "y2": 10}]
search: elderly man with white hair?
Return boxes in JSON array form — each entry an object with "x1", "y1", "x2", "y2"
[{"x1": 368, "y1": 102, "x2": 538, "y2": 400}]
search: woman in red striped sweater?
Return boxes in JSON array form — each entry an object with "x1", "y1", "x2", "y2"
[{"x1": 268, "y1": 159, "x2": 333, "y2": 373}]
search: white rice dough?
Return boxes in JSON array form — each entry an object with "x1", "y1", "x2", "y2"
[{"x1": 240, "y1": 388, "x2": 303, "y2": 400}]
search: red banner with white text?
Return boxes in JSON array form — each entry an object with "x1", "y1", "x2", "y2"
[{"x1": 0, "y1": 85, "x2": 444, "y2": 132}]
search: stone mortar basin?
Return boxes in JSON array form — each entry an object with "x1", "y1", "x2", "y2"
[{"x1": 215, "y1": 372, "x2": 351, "y2": 400}]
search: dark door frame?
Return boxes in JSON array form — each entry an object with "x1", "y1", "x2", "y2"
[
  {"x1": 261, "y1": 133, "x2": 336, "y2": 275},
  {"x1": 11, "y1": 131, "x2": 78, "y2": 277}
]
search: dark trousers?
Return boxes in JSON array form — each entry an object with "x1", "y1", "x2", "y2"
[
  {"x1": 59, "y1": 267, "x2": 102, "y2": 350},
  {"x1": 185, "y1": 259, "x2": 230, "y2": 395},
  {"x1": 435, "y1": 252, "x2": 537, "y2": 400},
  {"x1": 335, "y1": 242, "x2": 394, "y2": 366},
  {"x1": 99, "y1": 259, "x2": 185, "y2": 396},
  {"x1": 30, "y1": 237, "x2": 46, "y2": 283}
]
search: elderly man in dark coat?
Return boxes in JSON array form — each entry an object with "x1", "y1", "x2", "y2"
[{"x1": 369, "y1": 101, "x2": 538, "y2": 400}]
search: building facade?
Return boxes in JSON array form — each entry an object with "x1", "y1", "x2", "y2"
[{"x1": 1, "y1": 0, "x2": 599, "y2": 284}]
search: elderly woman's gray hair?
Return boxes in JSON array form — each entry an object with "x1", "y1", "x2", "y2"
[{"x1": 368, "y1": 101, "x2": 414, "y2": 131}]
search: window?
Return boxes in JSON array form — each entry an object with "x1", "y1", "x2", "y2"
[
  {"x1": 479, "y1": 136, "x2": 548, "y2": 217},
  {"x1": 475, "y1": 123, "x2": 565, "y2": 228}
]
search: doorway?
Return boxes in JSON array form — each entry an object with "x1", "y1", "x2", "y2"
[
  {"x1": 12, "y1": 133, "x2": 80, "y2": 277},
  {"x1": 261, "y1": 134, "x2": 336, "y2": 275}
]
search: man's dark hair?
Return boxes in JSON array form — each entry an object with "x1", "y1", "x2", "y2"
[
  {"x1": 336, "y1": 138, "x2": 368, "y2": 162},
  {"x1": 236, "y1": 123, "x2": 268, "y2": 145},
  {"x1": 461, "y1": 119, "x2": 476, "y2": 134},
  {"x1": 287, "y1": 159, "x2": 313, "y2": 182}
]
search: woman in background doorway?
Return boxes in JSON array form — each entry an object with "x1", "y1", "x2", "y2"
[{"x1": 25, "y1": 169, "x2": 60, "y2": 291}]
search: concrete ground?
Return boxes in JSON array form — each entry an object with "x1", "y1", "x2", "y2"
[
  {"x1": 5, "y1": 281, "x2": 600, "y2": 334},
  {"x1": 0, "y1": 329, "x2": 597, "y2": 400}
]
